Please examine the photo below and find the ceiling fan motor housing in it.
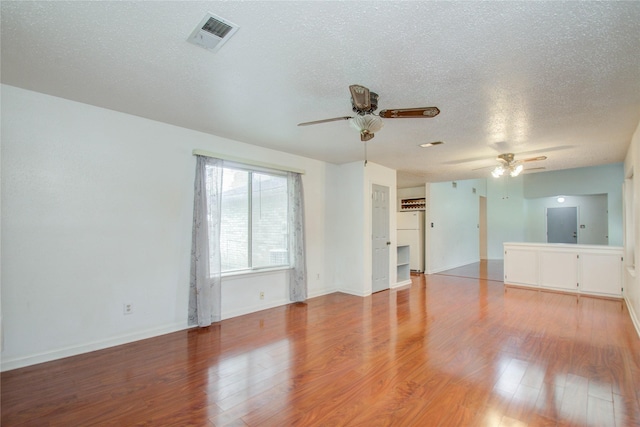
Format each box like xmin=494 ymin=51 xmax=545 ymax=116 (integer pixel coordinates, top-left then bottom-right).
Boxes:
xmin=352 ymin=92 xmax=379 ymax=114
xmin=498 ymin=153 xmax=515 ymax=164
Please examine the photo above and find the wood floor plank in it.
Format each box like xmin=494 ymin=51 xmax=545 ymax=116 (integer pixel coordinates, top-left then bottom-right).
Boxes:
xmin=3 ymin=264 xmax=640 ymax=426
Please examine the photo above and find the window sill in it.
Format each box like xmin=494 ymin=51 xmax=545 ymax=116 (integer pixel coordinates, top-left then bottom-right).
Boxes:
xmin=222 ymin=266 xmax=291 ymax=280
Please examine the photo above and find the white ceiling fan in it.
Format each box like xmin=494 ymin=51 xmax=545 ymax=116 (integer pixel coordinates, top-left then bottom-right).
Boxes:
xmin=485 ymin=153 xmax=547 ymax=177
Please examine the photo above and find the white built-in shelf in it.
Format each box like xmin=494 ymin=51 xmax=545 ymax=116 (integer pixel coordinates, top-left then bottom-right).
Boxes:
xmin=397 ymin=245 xmax=411 ymax=285
xmin=400 ymin=197 xmax=425 ymax=211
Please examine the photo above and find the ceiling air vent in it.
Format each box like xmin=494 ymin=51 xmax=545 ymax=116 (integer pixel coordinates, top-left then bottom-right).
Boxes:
xmin=187 ymin=13 xmax=239 ymax=53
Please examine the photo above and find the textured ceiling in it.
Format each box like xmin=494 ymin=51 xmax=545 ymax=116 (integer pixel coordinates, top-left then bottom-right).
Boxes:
xmin=2 ymin=1 xmax=639 ymax=187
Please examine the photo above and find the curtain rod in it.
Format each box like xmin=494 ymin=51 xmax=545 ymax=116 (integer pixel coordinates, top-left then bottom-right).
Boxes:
xmin=192 ymin=149 xmax=305 ymax=175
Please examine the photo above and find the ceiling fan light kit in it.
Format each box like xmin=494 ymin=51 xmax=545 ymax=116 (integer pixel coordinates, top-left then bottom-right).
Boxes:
xmin=350 ymin=115 xmax=384 ymax=142
xmin=492 ymin=162 xmax=523 ymax=178
xmin=490 ymin=153 xmax=546 ymax=178
xmin=491 ymin=165 xmax=505 ymax=178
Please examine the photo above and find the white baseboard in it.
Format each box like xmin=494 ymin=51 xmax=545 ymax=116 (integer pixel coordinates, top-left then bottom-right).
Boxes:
xmin=1 ymin=322 xmax=189 ymax=372
xmin=222 ymin=288 xmax=340 ymax=320
xmin=392 ymin=279 xmax=412 ymax=288
xmin=337 ymin=288 xmax=370 ymax=297
xmin=222 ymin=299 xmax=290 ymax=320
xmin=308 ymin=287 xmax=338 ymax=299
xmin=624 ymin=295 xmax=640 ymax=339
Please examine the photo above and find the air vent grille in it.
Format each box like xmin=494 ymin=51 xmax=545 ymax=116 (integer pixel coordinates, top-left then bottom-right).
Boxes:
xmin=202 ymin=17 xmax=233 ymax=38
xmin=188 ymin=13 xmax=239 ymax=53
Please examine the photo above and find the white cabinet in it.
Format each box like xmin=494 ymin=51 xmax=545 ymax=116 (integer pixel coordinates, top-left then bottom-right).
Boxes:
xmin=504 ymin=243 xmax=623 ymax=298
xmin=396 ymin=245 xmax=412 ymax=286
xmin=539 ymin=251 xmax=579 ymax=292
xmin=504 ymin=248 xmax=539 ymax=287
xmin=580 ymin=252 xmax=623 ymax=296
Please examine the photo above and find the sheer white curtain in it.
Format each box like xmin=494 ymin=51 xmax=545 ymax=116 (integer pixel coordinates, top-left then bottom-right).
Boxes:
xmin=287 ymin=172 xmax=307 ymax=302
xmin=189 ymin=156 xmax=223 ymax=327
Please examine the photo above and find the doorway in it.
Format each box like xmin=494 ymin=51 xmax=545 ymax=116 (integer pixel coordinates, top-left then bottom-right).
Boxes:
xmin=372 ymin=184 xmax=390 ymax=292
xmin=547 ymin=206 xmax=578 ymax=244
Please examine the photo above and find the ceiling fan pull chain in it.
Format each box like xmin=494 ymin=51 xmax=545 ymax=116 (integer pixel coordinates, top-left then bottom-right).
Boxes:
xmin=364 ymin=140 xmax=368 ymax=166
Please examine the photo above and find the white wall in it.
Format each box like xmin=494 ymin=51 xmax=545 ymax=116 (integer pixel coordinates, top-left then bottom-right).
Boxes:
xmin=331 ymin=162 xmax=365 ymax=295
xmin=487 ymin=177 xmax=526 ymax=259
xmin=1 ymin=85 xmax=336 ymax=370
xmin=623 ymin=120 xmax=640 ymax=338
xmin=524 ymin=194 xmax=609 ymax=245
xmin=426 ymin=179 xmax=485 ymax=273
xmin=331 ymin=161 xmax=397 ymax=296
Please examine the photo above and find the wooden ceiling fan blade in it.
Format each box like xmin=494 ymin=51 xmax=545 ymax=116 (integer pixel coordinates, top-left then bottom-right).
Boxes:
xmin=522 ymin=156 xmax=548 ymax=163
xmin=524 ymin=167 xmax=546 ymax=172
xmin=379 ymin=107 xmax=440 ymax=118
xmin=297 ymin=116 xmax=352 ymax=126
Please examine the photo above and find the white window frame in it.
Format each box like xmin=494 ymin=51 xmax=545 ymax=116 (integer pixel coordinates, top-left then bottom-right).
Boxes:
xmin=219 ymin=162 xmax=290 ymax=276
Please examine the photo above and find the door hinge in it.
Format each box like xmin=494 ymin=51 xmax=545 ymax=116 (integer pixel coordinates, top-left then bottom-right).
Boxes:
xmin=577 ymin=282 xmax=579 ymax=287
xmin=621 ymin=257 xmax=624 ymax=262
xmin=577 ymin=254 xmax=580 ymax=259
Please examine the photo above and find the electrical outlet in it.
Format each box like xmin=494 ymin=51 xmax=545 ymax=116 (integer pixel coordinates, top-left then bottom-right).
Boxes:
xmin=259 ymin=291 xmax=264 ymax=300
xmin=123 ymin=303 xmax=133 ymax=315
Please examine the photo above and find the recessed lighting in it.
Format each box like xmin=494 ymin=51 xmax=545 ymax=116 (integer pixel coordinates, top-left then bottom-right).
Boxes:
xmin=420 ymin=141 xmax=444 ymax=148
xmin=557 ymin=196 xmax=565 ymax=203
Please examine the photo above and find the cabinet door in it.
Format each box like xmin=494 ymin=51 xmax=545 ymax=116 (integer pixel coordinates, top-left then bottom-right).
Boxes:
xmin=580 ymin=253 xmax=622 ymax=296
xmin=505 ymin=249 xmax=538 ymax=286
xmin=539 ymin=251 xmax=578 ymax=291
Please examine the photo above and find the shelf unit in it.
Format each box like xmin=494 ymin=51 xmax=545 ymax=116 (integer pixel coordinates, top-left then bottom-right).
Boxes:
xmin=400 ymin=197 xmax=426 ymax=211
xmin=397 ymin=245 xmax=411 ymax=285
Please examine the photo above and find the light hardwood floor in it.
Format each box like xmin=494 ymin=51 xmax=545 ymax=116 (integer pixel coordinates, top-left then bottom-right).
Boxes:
xmin=3 ymin=265 xmax=640 ymax=426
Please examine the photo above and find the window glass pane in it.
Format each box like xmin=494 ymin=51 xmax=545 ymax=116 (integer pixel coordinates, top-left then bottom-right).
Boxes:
xmin=220 ymin=168 xmax=249 ymax=271
xmin=251 ymin=173 xmax=288 ymax=268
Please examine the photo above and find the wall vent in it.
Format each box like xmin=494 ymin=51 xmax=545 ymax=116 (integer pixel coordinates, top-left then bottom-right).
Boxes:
xmin=187 ymin=13 xmax=239 ymax=53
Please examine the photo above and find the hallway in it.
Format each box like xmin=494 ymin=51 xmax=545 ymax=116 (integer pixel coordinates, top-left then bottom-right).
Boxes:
xmin=436 ymin=259 xmax=504 ymax=282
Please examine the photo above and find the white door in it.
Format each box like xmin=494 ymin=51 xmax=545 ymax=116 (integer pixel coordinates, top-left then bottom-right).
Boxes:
xmin=547 ymin=207 xmax=578 ymax=244
xmin=372 ymin=184 xmax=390 ymax=293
